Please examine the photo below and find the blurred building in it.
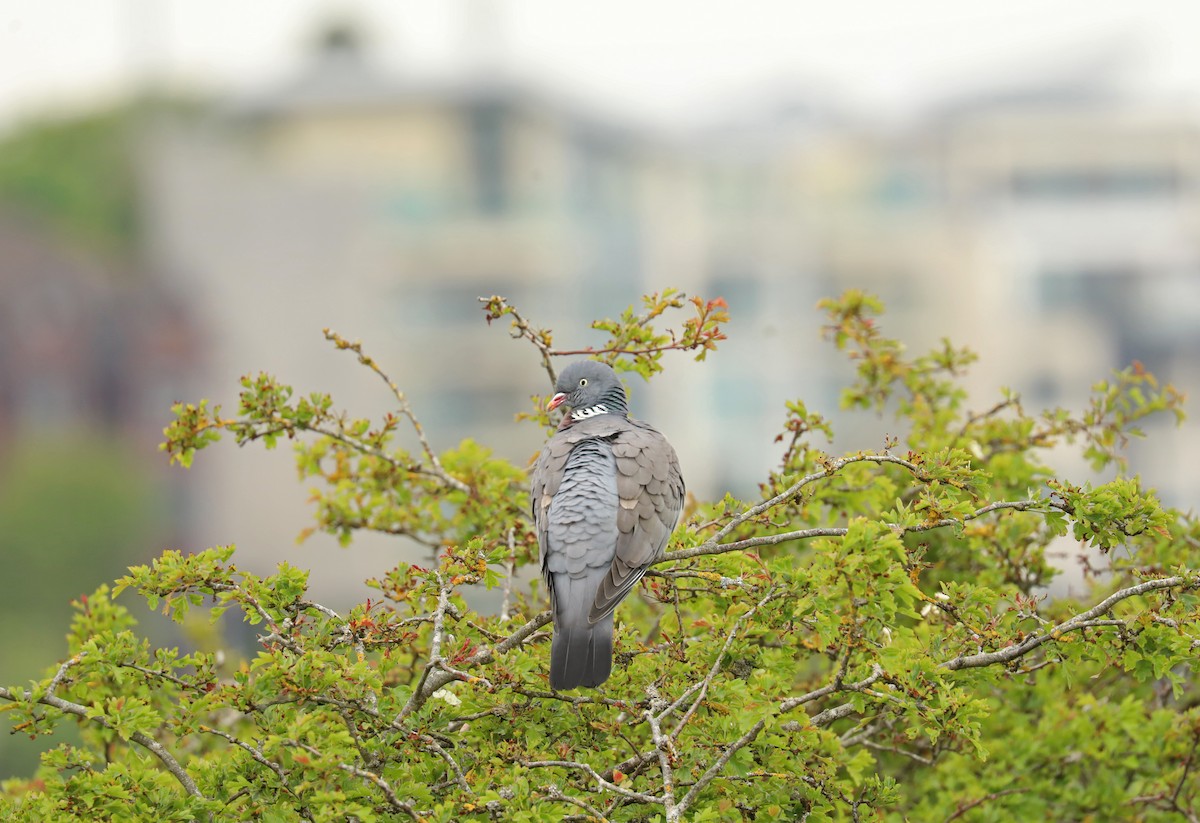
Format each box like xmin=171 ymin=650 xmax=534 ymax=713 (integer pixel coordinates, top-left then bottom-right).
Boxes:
xmin=932 ymin=88 xmax=1199 ymax=364
xmin=138 ymin=23 xmax=1200 ymax=600
xmin=701 ymin=72 xmax=1200 ymax=505
xmin=924 ymin=82 xmax=1200 ymax=503
xmin=0 ymin=209 xmax=199 ymax=450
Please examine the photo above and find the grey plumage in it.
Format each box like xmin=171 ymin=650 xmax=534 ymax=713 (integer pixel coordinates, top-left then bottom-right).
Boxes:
xmin=530 ymin=362 xmax=684 ymax=689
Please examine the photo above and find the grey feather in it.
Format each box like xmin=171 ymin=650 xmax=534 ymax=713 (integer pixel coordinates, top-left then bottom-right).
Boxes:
xmin=531 ymin=362 xmax=684 ymax=690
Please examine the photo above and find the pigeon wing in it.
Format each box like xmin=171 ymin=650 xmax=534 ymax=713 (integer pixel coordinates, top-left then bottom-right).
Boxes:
xmin=590 ymin=419 xmax=684 ymax=623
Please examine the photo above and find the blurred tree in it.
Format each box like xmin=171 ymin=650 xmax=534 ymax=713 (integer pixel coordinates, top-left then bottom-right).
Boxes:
xmin=0 ymin=435 xmax=166 ymax=775
xmin=0 ymin=291 xmax=1196 ymax=821
xmin=0 ymin=106 xmax=139 ymax=258
xmin=0 ymin=98 xmax=200 ymax=261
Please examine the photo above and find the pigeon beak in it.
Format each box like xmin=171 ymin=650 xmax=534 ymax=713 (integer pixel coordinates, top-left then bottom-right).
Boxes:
xmin=547 ymin=392 xmax=567 ymax=411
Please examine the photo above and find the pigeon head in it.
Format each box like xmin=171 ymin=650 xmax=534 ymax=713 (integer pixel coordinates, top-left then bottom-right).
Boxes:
xmin=547 ymin=361 xmax=628 ymax=419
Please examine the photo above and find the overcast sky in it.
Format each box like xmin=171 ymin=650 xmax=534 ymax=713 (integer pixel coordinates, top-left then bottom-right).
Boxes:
xmin=3 ymin=1 xmax=1200 ymax=130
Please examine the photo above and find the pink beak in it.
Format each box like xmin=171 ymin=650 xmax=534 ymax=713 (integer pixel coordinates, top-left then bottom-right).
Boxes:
xmin=547 ymin=392 xmax=567 ymax=411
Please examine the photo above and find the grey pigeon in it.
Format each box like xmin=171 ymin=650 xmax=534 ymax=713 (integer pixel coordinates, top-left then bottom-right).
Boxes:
xmin=530 ymin=361 xmax=685 ymax=689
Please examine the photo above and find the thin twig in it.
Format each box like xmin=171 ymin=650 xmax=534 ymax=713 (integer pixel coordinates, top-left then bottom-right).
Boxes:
xmin=45 ymin=651 xmax=86 ymax=695
xmin=663 ymin=498 xmax=1052 ymax=563
xmin=398 ymin=571 xmax=456 ymax=721
xmin=324 ymin=328 xmax=469 ymax=493
xmin=422 ymin=734 xmax=473 ymax=794
xmin=675 ymin=719 xmax=766 ymax=816
xmin=479 ymin=297 xmax=558 ymax=387
xmin=943 ymin=576 xmax=1193 ymax=671
xmin=1172 ymin=730 xmax=1200 ymax=806
xmin=522 ymin=760 xmax=664 ymax=803
xmin=500 ymin=526 xmax=517 ymax=622
xmin=943 ymin=787 xmax=1028 ymax=822
xmin=858 ymin=738 xmax=933 ymax=765
xmin=664 ymin=590 xmax=778 ymax=740
xmin=198 ymin=725 xmax=293 ymax=789
xmin=0 ymin=684 xmax=206 ymax=806
xmin=643 ymin=693 xmax=679 ymax=822
xmin=545 ymin=785 xmax=612 ymax=821
xmin=337 ymin=762 xmax=421 ymax=819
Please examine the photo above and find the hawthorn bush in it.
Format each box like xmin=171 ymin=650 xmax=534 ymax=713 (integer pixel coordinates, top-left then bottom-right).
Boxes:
xmin=2 ymin=290 xmax=1197 ymax=822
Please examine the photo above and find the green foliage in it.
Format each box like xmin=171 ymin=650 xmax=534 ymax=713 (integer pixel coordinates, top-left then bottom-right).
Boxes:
xmin=0 ymin=431 xmax=167 ymax=782
xmin=482 ymin=291 xmax=730 ymax=429
xmin=0 ymin=98 xmax=203 ymax=258
xmin=4 ymin=291 xmax=1199 ymax=822
xmin=0 ymin=106 xmax=139 ymax=256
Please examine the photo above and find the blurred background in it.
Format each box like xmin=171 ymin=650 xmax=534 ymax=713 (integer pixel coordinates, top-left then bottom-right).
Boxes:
xmin=3 ymin=0 xmax=1200 ymax=776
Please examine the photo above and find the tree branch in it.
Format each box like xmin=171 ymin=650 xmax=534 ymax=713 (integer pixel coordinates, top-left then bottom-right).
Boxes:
xmin=397 ymin=571 xmax=457 ymax=721
xmin=942 ymin=575 xmax=1194 ymax=671
xmin=643 ymin=693 xmax=679 ymax=822
xmin=662 ymin=590 xmax=778 ymax=740
xmin=675 ymin=718 xmax=766 ymax=816
xmin=662 ymin=449 xmax=1064 ymax=563
xmin=0 ymin=681 xmax=206 ymax=807
xmin=479 ymin=297 xmax=558 ymax=387
xmin=337 ymin=763 xmax=421 ymax=820
xmin=522 ymin=760 xmax=664 ymax=803
xmin=943 ymin=787 xmax=1029 ymax=822
xmin=544 ymin=784 xmax=612 ymax=821
xmin=324 ymin=328 xmax=470 ymax=493
xmin=664 ymin=495 xmax=1053 ymax=563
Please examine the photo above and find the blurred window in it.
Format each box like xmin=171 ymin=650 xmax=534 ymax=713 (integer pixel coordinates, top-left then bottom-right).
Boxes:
xmin=390 ymin=282 xmax=513 ymax=329
xmin=1027 ymin=372 xmax=1063 ymax=406
xmin=709 ymin=372 xmax=764 ymax=421
xmin=569 ymin=135 xmax=631 ymax=217
xmin=383 ymin=189 xmax=443 ymax=223
xmin=469 ymin=103 xmax=508 ymax=214
xmin=427 ymin=385 xmax=524 ymax=429
xmin=875 ymin=168 xmax=930 ymax=209
xmin=1011 ymin=168 xmax=1179 ymax=199
xmin=708 ymin=272 xmax=762 ymax=319
xmin=1036 ymin=267 xmax=1135 ymax=312
xmin=705 ymin=167 xmax=762 ymax=213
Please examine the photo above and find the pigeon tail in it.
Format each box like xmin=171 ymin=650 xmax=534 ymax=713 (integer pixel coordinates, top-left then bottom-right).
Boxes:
xmin=549 ymin=575 xmax=614 ymax=690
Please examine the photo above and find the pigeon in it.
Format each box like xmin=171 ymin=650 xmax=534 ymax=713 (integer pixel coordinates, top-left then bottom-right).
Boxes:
xmin=530 ymin=361 xmax=685 ymax=689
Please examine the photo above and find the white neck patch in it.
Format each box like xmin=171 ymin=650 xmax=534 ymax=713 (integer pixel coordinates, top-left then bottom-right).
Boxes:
xmin=570 ymin=404 xmax=610 ymax=421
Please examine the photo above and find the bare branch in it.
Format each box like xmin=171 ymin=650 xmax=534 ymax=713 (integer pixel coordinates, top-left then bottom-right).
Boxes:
xmin=544 ymin=785 xmax=612 ymax=821
xmin=664 ymin=497 xmax=1052 ymax=563
xmin=663 ymin=590 xmax=778 ymax=740
xmin=523 ymin=760 xmax=664 ymax=804
xmin=669 ymin=527 xmax=850 ymax=560
xmin=479 ymin=297 xmax=558 ymax=387
xmin=858 ymin=738 xmax=934 ymax=765
xmin=500 ymin=526 xmax=517 ymax=622
xmin=508 ymin=686 xmax=632 ymax=709
xmin=1172 ymin=730 xmax=1200 ymax=806
xmin=643 ymin=692 xmax=679 ymax=821
xmin=943 ymin=576 xmax=1193 ymax=671
xmin=398 ymin=572 xmax=457 ymax=721
xmin=808 ymin=700 xmax=863 ymax=728
xmin=282 ymin=733 xmax=417 ymax=815
xmin=397 ymin=592 xmax=553 ymax=724
xmin=0 ymin=684 xmax=205 ymax=805
xmin=198 ymin=725 xmax=293 ymax=791
xmin=675 ymin=719 xmax=766 ymax=816
xmin=943 ymin=787 xmax=1029 ymax=822
xmin=422 ymin=734 xmax=473 ymax=794
xmin=324 ymin=328 xmax=470 ymax=493
xmin=337 ymin=762 xmax=421 ymax=819
xmin=45 ymin=651 xmax=86 ymax=695
xmin=781 ymin=664 xmax=884 ymax=715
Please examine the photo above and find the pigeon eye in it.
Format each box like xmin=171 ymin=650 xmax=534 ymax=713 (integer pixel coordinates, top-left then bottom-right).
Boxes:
xmin=579 ymin=378 xmax=588 ymax=387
